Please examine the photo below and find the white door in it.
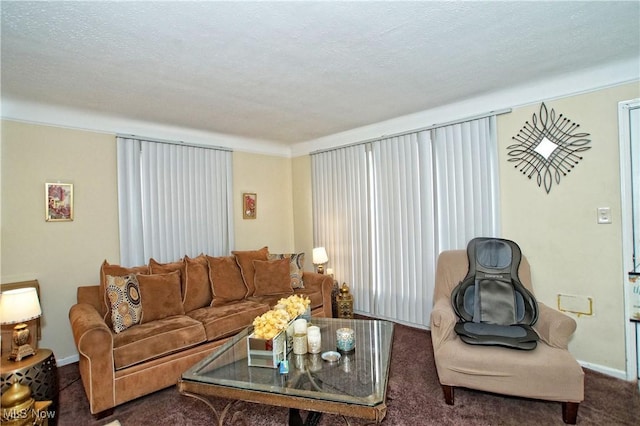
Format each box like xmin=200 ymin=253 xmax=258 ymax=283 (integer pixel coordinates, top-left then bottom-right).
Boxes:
xmin=619 ymin=98 xmax=640 ymax=381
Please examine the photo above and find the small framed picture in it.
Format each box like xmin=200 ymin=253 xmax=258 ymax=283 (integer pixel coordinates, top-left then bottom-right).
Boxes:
xmin=46 ymin=182 xmax=74 ymax=222
xmin=243 ymin=192 xmax=257 ymax=219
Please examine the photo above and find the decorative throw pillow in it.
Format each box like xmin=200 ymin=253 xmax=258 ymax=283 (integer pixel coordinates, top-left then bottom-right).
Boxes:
xmin=232 ymin=247 xmax=269 ymax=296
xmin=183 ymin=255 xmax=213 ymax=312
xmin=137 ymin=271 xmax=185 ymax=323
xmin=206 ymin=255 xmax=247 ymax=303
xmin=106 ymin=274 xmax=142 ymax=333
xmin=252 ymin=258 xmax=294 ymax=297
xmin=268 ymin=252 xmax=305 ymax=289
xmin=148 ymin=257 xmax=186 ymax=301
xmin=100 ymin=260 xmax=149 ymax=327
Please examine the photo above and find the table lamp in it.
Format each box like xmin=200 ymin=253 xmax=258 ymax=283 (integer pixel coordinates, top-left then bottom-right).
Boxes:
xmin=312 ymin=247 xmax=329 ymax=274
xmin=0 ymin=287 xmax=42 ymax=361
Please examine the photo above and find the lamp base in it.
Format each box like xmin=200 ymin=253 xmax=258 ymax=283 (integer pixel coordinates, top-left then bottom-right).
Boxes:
xmin=9 ymin=323 xmax=36 ymax=362
xmin=9 ymin=344 xmax=36 ymax=362
xmin=316 ymin=264 xmax=325 ymax=274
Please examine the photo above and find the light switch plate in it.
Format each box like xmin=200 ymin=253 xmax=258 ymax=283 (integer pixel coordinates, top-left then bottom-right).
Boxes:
xmin=597 ymin=207 xmax=612 ymax=224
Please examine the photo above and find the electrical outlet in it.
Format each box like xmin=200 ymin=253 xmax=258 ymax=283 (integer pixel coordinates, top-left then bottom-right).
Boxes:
xmin=597 ymin=207 xmax=612 ymax=224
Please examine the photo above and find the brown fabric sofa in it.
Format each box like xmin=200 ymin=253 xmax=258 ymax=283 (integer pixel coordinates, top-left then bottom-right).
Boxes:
xmin=430 ymin=249 xmax=584 ymax=424
xmin=68 ymin=249 xmax=333 ymax=416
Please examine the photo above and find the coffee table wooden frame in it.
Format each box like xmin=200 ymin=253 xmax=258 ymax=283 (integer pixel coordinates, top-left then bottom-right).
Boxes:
xmin=178 ymin=318 xmax=393 ymax=425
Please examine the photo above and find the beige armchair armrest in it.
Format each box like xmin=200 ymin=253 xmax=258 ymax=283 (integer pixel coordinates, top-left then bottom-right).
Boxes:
xmin=430 ymin=297 xmax=459 ymax=349
xmin=533 ymin=302 xmax=576 ymax=349
xmin=69 ymin=303 xmax=116 ymax=414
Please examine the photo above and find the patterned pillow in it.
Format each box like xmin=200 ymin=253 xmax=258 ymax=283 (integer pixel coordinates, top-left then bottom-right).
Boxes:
xmin=268 ymin=252 xmax=305 ymax=288
xmin=100 ymin=260 xmax=149 ymax=327
xmin=106 ymin=274 xmax=142 ymax=333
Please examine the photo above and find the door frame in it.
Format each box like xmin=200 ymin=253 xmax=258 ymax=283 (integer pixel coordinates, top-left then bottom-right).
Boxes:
xmin=619 ymin=98 xmax=640 ymax=381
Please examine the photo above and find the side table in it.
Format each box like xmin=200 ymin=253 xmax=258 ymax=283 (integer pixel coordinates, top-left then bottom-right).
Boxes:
xmin=1 ymin=348 xmax=59 ymax=426
xmin=330 ymin=279 xmax=340 ymax=318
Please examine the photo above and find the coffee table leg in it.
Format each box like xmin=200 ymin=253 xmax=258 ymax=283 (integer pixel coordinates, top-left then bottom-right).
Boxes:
xmin=289 ymin=408 xmax=324 ymax=426
xmin=181 ymin=391 xmax=243 ymax=426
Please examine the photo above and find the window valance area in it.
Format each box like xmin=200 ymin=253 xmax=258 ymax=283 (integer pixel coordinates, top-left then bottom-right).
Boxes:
xmin=117 ymin=136 xmax=234 ymax=266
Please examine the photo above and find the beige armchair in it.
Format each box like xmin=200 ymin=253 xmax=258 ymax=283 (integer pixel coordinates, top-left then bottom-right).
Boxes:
xmin=430 ymin=250 xmax=584 ymax=424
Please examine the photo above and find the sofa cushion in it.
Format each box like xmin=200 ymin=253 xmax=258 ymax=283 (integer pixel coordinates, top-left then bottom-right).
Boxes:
xmin=105 ymin=274 xmax=143 ymax=333
xmin=252 ymin=258 xmax=294 ymax=296
xmin=268 ymin=252 xmax=305 ymax=289
xmin=183 ymin=255 xmax=213 ymax=312
xmin=100 ymin=261 xmax=149 ymax=327
xmin=232 ymin=247 xmax=269 ymax=296
xmin=112 ymin=315 xmax=206 ymax=370
xmin=148 ymin=257 xmax=186 ymax=297
xmin=207 ymin=255 xmax=248 ymax=303
xmin=137 ymin=271 xmax=185 ymax=323
xmin=187 ymin=300 xmax=270 ymax=342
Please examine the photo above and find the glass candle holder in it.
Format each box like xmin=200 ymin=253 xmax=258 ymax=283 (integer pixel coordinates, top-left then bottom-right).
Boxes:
xmin=307 ymin=326 xmax=322 ymax=354
xmin=336 ymin=327 xmax=355 ymax=353
xmin=293 ymin=333 xmax=308 ymax=355
xmin=308 ymin=353 xmax=322 ymax=372
xmin=293 ymin=353 xmax=306 ymax=370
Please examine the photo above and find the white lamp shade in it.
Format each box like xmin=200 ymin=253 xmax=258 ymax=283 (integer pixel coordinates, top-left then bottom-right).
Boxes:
xmin=312 ymin=247 xmax=329 ymax=265
xmin=0 ymin=288 xmax=42 ymax=325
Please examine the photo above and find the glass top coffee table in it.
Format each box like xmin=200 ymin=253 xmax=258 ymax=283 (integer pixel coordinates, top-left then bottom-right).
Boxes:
xmin=178 ymin=317 xmax=394 ymax=425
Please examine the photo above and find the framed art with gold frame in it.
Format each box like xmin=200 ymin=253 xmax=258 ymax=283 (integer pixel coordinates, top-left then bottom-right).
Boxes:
xmin=243 ymin=192 xmax=257 ymax=219
xmin=45 ymin=182 xmax=74 ymax=222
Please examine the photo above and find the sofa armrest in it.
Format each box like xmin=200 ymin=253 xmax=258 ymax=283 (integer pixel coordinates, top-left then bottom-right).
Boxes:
xmin=533 ymin=302 xmax=576 ymax=349
xmin=430 ymin=297 xmax=458 ymax=350
xmin=77 ymin=285 xmax=104 ymax=314
xmin=69 ymin=303 xmax=116 ymax=414
xmin=302 ymin=272 xmax=334 ymax=317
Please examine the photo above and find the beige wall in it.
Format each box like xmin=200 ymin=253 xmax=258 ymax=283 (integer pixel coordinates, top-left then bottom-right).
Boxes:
xmin=292 ymin=155 xmax=315 ymax=272
xmin=232 ymin=151 xmax=294 ymax=253
xmin=1 ymin=121 xmax=120 ymax=360
xmin=499 ymin=82 xmax=639 ymax=370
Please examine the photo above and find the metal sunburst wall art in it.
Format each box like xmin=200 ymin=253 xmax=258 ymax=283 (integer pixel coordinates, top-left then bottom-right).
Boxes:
xmin=507 ymin=102 xmax=591 ymax=194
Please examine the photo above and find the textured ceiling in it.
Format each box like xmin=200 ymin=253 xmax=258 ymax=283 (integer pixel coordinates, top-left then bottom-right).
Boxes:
xmin=1 ymin=1 xmax=639 ymax=144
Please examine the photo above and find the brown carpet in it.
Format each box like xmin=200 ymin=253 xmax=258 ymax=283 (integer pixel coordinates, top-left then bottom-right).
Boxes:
xmin=58 ymin=323 xmax=640 ymax=425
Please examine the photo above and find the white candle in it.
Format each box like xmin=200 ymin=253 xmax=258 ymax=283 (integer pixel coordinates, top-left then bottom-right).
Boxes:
xmin=293 ymin=318 xmax=307 ymax=334
xmin=326 ymin=268 xmax=334 ymax=276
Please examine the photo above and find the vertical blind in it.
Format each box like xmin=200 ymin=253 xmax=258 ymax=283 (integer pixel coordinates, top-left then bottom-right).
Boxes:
xmin=311 ymin=116 xmax=499 ymax=328
xmin=433 ymin=116 xmax=500 ymax=250
xmin=312 ymin=144 xmax=372 ymax=313
xmin=117 ymin=137 xmax=234 ymax=266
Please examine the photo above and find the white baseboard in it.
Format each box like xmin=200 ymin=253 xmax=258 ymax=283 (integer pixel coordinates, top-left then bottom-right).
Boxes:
xmin=578 ymin=359 xmax=630 ymax=381
xmin=56 ymin=353 xmax=79 ymax=366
